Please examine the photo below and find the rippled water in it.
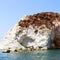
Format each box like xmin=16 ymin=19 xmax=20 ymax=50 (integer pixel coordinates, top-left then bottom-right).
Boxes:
xmin=0 ymin=49 xmax=60 ymax=60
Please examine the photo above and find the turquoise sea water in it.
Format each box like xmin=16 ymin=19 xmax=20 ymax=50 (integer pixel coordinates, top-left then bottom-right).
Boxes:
xmin=0 ymin=49 xmax=60 ymax=60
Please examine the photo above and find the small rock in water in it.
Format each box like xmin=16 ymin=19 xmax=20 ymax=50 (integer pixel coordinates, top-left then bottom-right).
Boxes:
xmin=2 ymin=50 xmax=10 ymax=53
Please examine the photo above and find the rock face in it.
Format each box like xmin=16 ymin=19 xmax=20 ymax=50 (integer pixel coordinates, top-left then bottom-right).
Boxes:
xmin=0 ymin=12 xmax=60 ymax=51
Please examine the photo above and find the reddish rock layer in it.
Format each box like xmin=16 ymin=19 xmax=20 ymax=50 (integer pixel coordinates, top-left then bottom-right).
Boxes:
xmin=18 ymin=12 xmax=60 ymax=29
xmin=53 ymin=26 xmax=60 ymax=48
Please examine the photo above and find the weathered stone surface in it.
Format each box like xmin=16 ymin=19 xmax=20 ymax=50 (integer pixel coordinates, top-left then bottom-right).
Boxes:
xmin=0 ymin=12 xmax=60 ymax=52
xmin=19 ymin=12 xmax=60 ymax=29
xmin=53 ymin=26 xmax=60 ymax=48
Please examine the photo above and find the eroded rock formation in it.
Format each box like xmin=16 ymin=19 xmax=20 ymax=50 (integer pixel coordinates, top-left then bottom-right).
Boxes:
xmin=0 ymin=12 xmax=60 ymax=52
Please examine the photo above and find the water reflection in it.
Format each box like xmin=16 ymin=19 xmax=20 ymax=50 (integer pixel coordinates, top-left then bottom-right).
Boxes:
xmin=0 ymin=49 xmax=60 ymax=60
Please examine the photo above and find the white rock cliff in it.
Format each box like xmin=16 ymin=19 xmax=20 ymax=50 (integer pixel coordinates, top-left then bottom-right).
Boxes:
xmin=0 ymin=12 xmax=60 ymax=52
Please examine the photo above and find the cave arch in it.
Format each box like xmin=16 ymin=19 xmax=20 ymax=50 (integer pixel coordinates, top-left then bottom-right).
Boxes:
xmin=19 ymin=36 xmax=35 ymax=48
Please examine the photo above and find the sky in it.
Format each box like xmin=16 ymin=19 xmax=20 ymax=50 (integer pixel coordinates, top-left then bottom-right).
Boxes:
xmin=0 ymin=0 xmax=60 ymax=40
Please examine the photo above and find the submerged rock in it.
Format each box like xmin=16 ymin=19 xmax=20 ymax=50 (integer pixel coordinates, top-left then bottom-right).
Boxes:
xmin=0 ymin=12 xmax=60 ymax=51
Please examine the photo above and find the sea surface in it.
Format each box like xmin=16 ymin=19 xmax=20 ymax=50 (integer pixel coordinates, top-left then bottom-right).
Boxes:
xmin=0 ymin=49 xmax=60 ymax=60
